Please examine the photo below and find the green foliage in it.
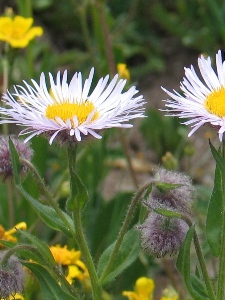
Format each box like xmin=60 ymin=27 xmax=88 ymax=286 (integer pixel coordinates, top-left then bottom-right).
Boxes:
xmin=206 ymin=166 xmax=223 ymax=257
xmin=97 ymin=229 xmax=140 ymax=286
xmin=176 ymin=225 xmax=209 ymax=300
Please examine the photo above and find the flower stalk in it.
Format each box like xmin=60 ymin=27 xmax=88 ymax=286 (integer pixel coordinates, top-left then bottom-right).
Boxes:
xmin=100 ymin=180 xmax=152 ymax=283
xmin=216 ymin=141 xmax=225 ymax=300
xmin=67 ymin=143 xmax=102 ymax=300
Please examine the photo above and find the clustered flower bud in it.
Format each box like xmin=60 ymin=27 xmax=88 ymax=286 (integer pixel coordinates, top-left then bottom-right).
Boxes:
xmin=0 ymin=251 xmax=25 ymax=299
xmin=138 ymin=168 xmax=194 ymax=257
xmin=139 ymin=212 xmax=188 ymax=257
xmin=0 ymin=135 xmax=33 ymax=182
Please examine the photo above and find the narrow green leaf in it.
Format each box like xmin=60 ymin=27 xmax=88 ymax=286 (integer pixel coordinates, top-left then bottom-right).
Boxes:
xmin=23 ymin=262 xmax=77 ymax=300
xmin=9 ymin=138 xmax=21 ymax=184
xmin=176 ymin=225 xmax=209 ymax=299
xmin=18 ymin=230 xmax=55 ymax=266
xmin=155 ymin=182 xmax=182 ymax=193
xmin=97 ymin=229 xmax=140 ymax=286
xmin=154 ymin=208 xmax=182 ymax=218
xmin=67 ymin=172 xmax=88 ymax=211
xmin=206 ymin=166 xmax=223 ymax=256
xmin=17 ymin=185 xmax=74 ymax=237
xmin=209 ymin=141 xmax=225 ymax=179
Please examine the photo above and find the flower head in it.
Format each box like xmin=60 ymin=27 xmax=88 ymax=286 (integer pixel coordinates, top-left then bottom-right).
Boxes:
xmin=0 ymin=15 xmax=43 ymax=48
xmin=0 ymin=135 xmax=33 ymax=182
xmin=122 ymin=276 xmax=155 ymax=300
xmin=49 ymin=245 xmax=81 ymax=265
xmin=145 ymin=168 xmax=194 ymax=216
xmin=162 ymin=50 xmax=225 ymax=141
xmin=0 ymin=222 xmax=27 ymax=246
xmin=0 ymin=251 xmax=25 ymax=299
xmin=138 ymin=212 xmax=188 ymax=257
xmin=0 ymin=69 xmax=145 ymax=144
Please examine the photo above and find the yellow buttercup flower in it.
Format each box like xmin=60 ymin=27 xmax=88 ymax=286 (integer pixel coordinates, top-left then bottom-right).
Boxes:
xmin=49 ymin=244 xmax=81 ymax=265
xmin=117 ymin=63 xmax=130 ymax=81
xmin=122 ymin=277 xmax=155 ymax=300
xmin=0 ymin=15 xmax=43 ymax=48
xmin=0 ymin=222 xmax=27 ymax=245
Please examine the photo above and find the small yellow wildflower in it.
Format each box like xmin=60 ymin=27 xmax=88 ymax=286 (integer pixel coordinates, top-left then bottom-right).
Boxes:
xmin=0 ymin=15 xmax=43 ymax=48
xmin=117 ymin=63 xmax=130 ymax=81
xmin=49 ymin=245 xmax=81 ymax=265
xmin=122 ymin=277 xmax=155 ymax=300
xmin=0 ymin=222 xmax=27 ymax=245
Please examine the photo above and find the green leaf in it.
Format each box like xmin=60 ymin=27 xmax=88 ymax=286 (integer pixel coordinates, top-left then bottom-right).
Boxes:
xmin=176 ymin=225 xmax=209 ymax=299
xmin=23 ymin=262 xmax=77 ymax=300
xmin=97 ymin=229 xmax=140 ymax=286
xmin=154 ymin=208 xmax=182 ymax=218
xmin=17 ymin=185 xmax=74 ymax=237
xmin=209 ymin=141 xmax=225 ymax=179
xmin=206 ymin=166 xmax=223 ymax=256
xmin=9 ymin=137 xmax=21 ymax=184
xmin=18 ymin=230 xmax=55 ymax=266
xmin=67 ymin=172 xmax=88 ymax=211
xmin=155 ymin=182 xmax=182 ymax=193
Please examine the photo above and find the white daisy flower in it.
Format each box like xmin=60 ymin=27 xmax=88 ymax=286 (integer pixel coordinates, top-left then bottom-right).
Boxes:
xmin=162 ymin=50 xmax=225 ymax=141
xmin=0 ymin=68 xmax=145 ymax=144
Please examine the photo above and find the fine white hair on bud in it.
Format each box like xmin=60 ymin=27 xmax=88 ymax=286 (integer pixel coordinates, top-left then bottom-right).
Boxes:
xmin=0 ymin=251 xmax=25 ymax=299
xmin=138 ymin=212 xmax=188 ymax=257
xmin=0 ymin=135 xmax=33 ymax=182
xmin=144 ymin=168 xmax=194 ymax=216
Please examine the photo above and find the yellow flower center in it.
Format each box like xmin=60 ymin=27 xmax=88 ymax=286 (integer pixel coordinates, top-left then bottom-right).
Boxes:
xmin=45 ymin=101 xmax=99 ymax=125
xmin=204 ymin=87 xmax=225 ymax=117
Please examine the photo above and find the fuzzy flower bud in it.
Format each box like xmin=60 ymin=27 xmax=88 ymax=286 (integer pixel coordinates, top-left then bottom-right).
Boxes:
xmin=138 ymin=212 xmax=188 ymax=257
xmin=145 ymin=168 xmax=194 ymax=216
xmin=0 ymin=251 xmax=25 ymax=299
xmin=0 ymin=135 xmax=33 ymax=182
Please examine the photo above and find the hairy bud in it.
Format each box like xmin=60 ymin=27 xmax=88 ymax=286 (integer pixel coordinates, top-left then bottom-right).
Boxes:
xmin=138 ymin=212 xmax=188 ymax=257
xmin=0 ymin=135 xmax=33 ymax=182
xmin=0 ymin=251 xmax=25 ymax=299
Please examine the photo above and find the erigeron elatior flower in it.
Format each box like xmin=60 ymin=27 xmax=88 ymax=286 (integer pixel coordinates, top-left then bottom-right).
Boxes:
xmin=0 ymin=15 xmax=43 ymax=48
xmin=0 ymin=69 xmax=145 ymax=144
xmin=162 ymin=50 xmax=225 ymax=141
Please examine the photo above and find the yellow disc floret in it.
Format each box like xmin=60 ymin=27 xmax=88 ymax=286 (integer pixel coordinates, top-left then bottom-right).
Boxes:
xmin=45 ymin=101 xmax=99 ymax=126
xmin=204 ymin=87 xmax=225 ymax=117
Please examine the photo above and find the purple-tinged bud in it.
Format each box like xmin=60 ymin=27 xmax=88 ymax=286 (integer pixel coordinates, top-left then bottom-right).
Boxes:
xmin=0 ymin=135 xmax=33 ymax=182
xmin=0 ymin=251 xmax=25 ymax=299
xmin=145 ymin=168 xmax=194 ymax=215
xmin=138 ymin=212 xmax=188 ymax=257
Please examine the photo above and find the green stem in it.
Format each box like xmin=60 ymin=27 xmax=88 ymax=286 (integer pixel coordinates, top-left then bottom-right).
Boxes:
xmin=100 ymin=180 xmax=152 ymax=283
xmin=20 ymin=158 xmax=75 ymax=236
xmin=67 ymin=143 xmax=102 ymax=300
xmin=217 ymin=141 xmax=225 ymax=300
xmin=0 ymin=244 xmax=36 ymax=268
xmin=183 ymin=216 xmax=216 ymax=300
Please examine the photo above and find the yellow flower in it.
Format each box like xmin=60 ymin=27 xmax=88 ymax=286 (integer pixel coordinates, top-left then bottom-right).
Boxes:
xmin=0 ymin=15 xmax=43 ymax=48
xmin=0 ymin=293 xmax=24 ymax=300
xmin=117 ymin=63 xmax=130 ymax=81
xmin=122 ymin=277 xmax=155 ymax=300
xmin=49 ymin=245 xmax=81 ymax=265
xmin=0 ymin=222 xmax=27 ymax=245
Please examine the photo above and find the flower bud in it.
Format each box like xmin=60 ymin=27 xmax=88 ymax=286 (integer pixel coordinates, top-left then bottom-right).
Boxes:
xmin=0 ymin=251 xmax=25 ymax=299
xmin=145 ymin=168 xmax=194 ymax=216
xmin=138 ymin=212 xmax=188 ymax=257
xmin=0 ymin=135 xmax=33 ymax=182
